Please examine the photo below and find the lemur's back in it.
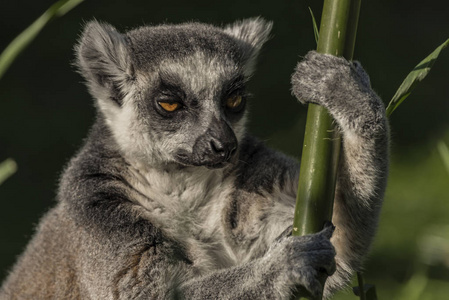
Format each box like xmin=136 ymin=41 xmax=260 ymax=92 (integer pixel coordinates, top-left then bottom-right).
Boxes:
xmin=1 ymin=206 xmax=82 ymax=299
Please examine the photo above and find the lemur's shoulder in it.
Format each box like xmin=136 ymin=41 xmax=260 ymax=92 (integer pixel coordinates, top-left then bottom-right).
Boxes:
xmin=235 ymin=135 xmax=299 ymax=194
xmin=60 ymin=119 xmax=124 ymax=181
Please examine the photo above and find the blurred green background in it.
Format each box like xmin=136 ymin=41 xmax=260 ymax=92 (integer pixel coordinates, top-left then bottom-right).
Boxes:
xmin=1 ymin=0 xmax=448 ymax=299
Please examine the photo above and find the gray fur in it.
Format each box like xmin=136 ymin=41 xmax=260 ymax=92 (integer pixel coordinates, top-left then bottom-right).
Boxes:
xmin=0 ymin=19 xmax=389 ymax=300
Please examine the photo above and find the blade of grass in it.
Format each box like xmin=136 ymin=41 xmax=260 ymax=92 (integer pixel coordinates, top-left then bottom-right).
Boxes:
xmin=0 ymin=0 xmax=85 ymax=80
xmin=308 ymin=7 xmax=320 ymax=45
xmin=437 ymin=141 xmax=449 ymax=176
xmin=0 ymin=158 xmax=17 ymax=185
xmin=386 ymin=38 xmax=449 ymax=117
xmin=394 ymin=267 xmax=428 ymax=300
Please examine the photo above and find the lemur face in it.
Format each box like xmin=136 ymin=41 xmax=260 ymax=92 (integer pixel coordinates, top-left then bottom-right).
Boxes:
xmin=140 ymin=54 xmax=248 ymax=169
xmin=76 ymin=20 xmax=272 ymax=168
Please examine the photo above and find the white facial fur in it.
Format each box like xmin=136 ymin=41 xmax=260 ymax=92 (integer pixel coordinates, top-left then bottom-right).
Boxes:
xmin=97 ymin=51 xmax=248 ymax=168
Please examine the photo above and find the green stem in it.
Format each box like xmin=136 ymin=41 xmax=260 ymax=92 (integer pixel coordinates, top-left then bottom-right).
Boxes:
xmin=0 ymin=0 xmax=84 ymax=80
xmin=0 ymin=158 xmax=18 ymax=185
xmin=292 ymin=0 xmax=361 ymax=298
xmin=357 ymin=272 xmax=367 ymax=300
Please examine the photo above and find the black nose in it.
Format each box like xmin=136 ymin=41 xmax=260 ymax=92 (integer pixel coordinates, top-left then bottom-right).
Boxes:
xmin=210 ymin=138 xmax=237 ymax=162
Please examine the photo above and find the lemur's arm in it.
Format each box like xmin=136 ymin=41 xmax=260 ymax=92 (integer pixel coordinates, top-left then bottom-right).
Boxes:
xmin=291 ymin=51 xmax=389 ymax=297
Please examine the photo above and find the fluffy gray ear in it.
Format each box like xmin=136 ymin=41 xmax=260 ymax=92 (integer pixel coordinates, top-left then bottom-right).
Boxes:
xmin=75 ymin=21 xmax=134 ymax=105
xmin=224 ymin=17 xmax=273 ymax=76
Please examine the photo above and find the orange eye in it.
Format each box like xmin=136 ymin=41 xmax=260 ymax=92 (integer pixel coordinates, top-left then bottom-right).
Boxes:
xmin=158 ymin=102 xmax=180 ymax=112
xmin=226 ymin=95 xmax=243 ymax=109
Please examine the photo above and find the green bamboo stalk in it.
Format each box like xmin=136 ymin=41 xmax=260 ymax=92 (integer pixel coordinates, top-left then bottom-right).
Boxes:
xmin=292 ymin=0 xmax=361 ymax=299
xmin=293 ymin=0 xmax=361 ymax=236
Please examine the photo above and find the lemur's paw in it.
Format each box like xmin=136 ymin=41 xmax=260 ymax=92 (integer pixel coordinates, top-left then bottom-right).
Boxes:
xmin=291 ymin=51 xmax=369 ymax=106
xmin=270 ymin=224 xmax=336 ymax=298
xmin=290 ymin=225 xmax=336 ymax=298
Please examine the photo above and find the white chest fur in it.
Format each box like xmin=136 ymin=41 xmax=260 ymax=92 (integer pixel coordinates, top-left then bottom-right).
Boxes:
xmin=125 ymin=164 xmax=239 ymax=272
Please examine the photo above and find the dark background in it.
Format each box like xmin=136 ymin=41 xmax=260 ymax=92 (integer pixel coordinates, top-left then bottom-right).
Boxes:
xmin=1 ymin=1 xmax=449 ymax=298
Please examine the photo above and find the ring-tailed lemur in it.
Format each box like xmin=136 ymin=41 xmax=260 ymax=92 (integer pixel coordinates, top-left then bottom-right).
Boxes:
xmin=0 ymin=18 xmax=389 ymax=299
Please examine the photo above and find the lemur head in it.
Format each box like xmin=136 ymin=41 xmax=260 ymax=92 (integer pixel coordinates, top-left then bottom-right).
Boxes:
xmin=76 ymin=19 xmax=272 ymax=169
